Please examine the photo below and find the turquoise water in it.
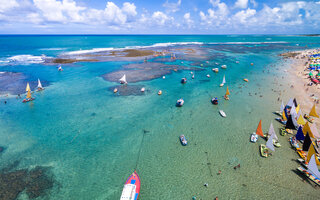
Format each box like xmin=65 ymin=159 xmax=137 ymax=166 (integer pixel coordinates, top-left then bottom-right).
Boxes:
xmin=1 ymin=35 xmax=320 ymax=199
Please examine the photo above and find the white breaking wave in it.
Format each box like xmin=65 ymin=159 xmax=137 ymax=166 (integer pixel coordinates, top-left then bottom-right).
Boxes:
xmin=64 ymin=41 xmax=288 ymax=55
xmin=6 ymin=55 xmax=47 ymax=64
xmin=39 ymin=47 xmax=68 ymax=51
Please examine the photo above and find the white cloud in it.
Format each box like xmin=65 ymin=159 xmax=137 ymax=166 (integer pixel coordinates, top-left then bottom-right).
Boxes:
xmin=0 ymin=0 xmax=19 ymax=12
xmin=200 ymin=0 xmax=229 ymax=26
xmin=163 ymin=0 xmax=181 ymax=13
xmin=151 ymin=11 xmax=173 ymax=25
xmin=183 ymin=12 xmax=193 ymax=28
xmin=233 ymin=8 xmax=256 ymax=24
xmin=234 ymin=0 xmax=248 ymax=9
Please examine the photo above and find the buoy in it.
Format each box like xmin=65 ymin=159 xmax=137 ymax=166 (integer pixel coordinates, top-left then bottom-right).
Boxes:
xmin=251 ymin=63 xmax=254 ymax=66
xmin=207 ymin=74 xmax=210 ymax=78
xmin=162 ymin=76 xmax=166 ymax=79
xmin=113 ymin=88 xmax=118 ymax=93
xmin=158 ymin=90 xmax=162 ymax=95
xmin=141 ymin=87 xmax=145 ymax=92
xmin=243 ymin=78 xmax=249 ymax=82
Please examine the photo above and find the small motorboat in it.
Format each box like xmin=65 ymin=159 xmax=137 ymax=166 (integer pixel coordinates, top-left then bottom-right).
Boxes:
xmin=140 ymin=87 xmax=145 ymax=92
xmin=158 ymin=90 xmax=162 ymax=95
xmin=250 ymin=133 xmax=258 ymax=143
xmin=181 ymin=78 xmax=187 ymax=84
xmin=211 ymin=97 xmax=218 ymax=105
xmin=273 ymin=140 xmax=281 ymax=148
xmin=176 ymin=99 xmax=184 ymax=107
xmin=114 ymin=88 xmax=118 ymax=93
xmin=179 ymin=135 xmax=187 ymax=146
xmin=120 ymin=171 xmax=141 ymax=200
xmin=260 ymin=144 xmax=269 ymax=158
xmin=243 ymin=78 xmax=249 ymax=82
xmin=162 ymin=76 xmax=166 ymax=79
xmin=219 ymin=110 xmax=226 ymax=118
xmin=192 ymin=75 xmax=195 ymax=79
xmin=221 ymin=65 xmax=227 ymax=69
xmin=206 ymin=74 xmax=210 ymax=78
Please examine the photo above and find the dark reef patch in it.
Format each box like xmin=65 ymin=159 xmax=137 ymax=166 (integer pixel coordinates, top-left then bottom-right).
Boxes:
xmin=0 ymin=163 xmax=55 ymax=200
xmin=103 ymin=62 xmax=202 ymax=83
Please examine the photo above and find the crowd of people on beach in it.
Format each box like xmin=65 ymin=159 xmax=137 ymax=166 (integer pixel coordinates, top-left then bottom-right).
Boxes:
xmin=305 ymin=49 xmax=320 ymax=90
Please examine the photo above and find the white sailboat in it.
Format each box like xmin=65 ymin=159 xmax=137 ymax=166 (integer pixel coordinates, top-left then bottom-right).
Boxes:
xmin=266 ymin=133 xmax=275 ymax=152
xmin=119 ymin=74 xmax=127 ymax=84
xmin=307 ymin=155 xmax=320 ymax=179
xmin=267 ymin=123 xmax=280 ymax=147
xmin=37 ymin=78 xmax=44 ymax=91
xmin=220 ymin=75 xmax=226 ymax=87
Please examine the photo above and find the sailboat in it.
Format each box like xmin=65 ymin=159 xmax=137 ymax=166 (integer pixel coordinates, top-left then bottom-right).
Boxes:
xmin=260 ymin=133 xmax=275 ymax=158
xmin=119 ymin=74 xmax=127 ymax=84
xmin=58 ymin=65 xmax=63 ymax=71
xmin=275 ymin=101 xmax=285 ymax=116
xmin=297 ymin=154 xmax=320 ymax=186
xmin=224 ymin=86 xmax=230 ymax=100
xmin=22 ymin=83 xmax=35 ymax=103
xmin=250 ymin=120 xmax=265 ymax=143
xmin=220 ymin=75 xmax=226 ymax=87
xmin=120 ymin=171 xmax=141 ymax=200
xmin=37 ymin=78 xmax=44 ymax=91
xmin=305 ymin=104 xmax=319 ymax=123
xmin=267 ymin=123 xmax=281 ymax=147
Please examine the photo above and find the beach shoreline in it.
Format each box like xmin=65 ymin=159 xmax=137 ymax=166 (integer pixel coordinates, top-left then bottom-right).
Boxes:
xmin=281 ymin=49 xmax=320 ymax=126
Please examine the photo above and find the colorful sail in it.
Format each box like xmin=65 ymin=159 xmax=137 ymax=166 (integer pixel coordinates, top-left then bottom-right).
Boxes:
xmin=282 ymin=110 xmax=287 ymax=121
xmin=285 ymin=115 xmax=296 ymax=130
xmin=225 ymin=86 xmax=230 ymax=95
xmin=266 ymin=133 xmax=275 ymax=151
xmin=256 ymin=120 xmax=264 ymax=137
xmin=309 ymin=104 xmax=319 ymax=118
xmin=297 ymin=115 xmax=306 ymax=125
xmin=296 ymin=126 xmax=305 ymax=140
xmin=306 ymin=144 xmax=320 ymax=166
xmin=307 ymin=155 xmax=320 ymax=179
xmin=302 ymin=122 xmax=315 ymax=138
xmin=26 ymin=82 xmax=31 ymax=92
xmin=296 ymin=104 xmax=300 ymax=114
xmin=26 ymin=90 xmax=32 ymax=99
xmin=302 ymin=133 xmax=312 ymax=151
xmin=293 ymin=98 xmax=298 ymax=107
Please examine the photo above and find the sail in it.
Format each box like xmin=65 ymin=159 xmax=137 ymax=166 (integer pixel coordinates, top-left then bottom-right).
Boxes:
xmin=285 ymin=115 xmax=296 ymax=130
xmin=221 ymin=75 xmax=226 ymax=85
xmin=37 ymin=79 xmax=43 ymax=88
xmin=225 ymin=86 xmax=230 ymax=95
xmin=282 ymin=110 xmax=287 ymax=121
xmin=26 ymin=90 xmax=32 ymax=99
xmin=303 ymin=122 xmax=315 ymax=138
xmin=307 ymin=155 xmax=320 ymax=179
xmin=291 ymin=114 xmax=298 ymax=128
xmin=280 ymin=101 xmax=284 ymax=113
xmin=297 ymin=115 xmax=306 ymax=125
xmin=119 ymin=74 xmax=127 ymax=84
xmin=296 ymin=126 xmax=305 ymax=140
xmin=26 ymin=83 xmax=31 ymax=92
xmin=293 ymin=98 xmax=298 ymax=107
xmin=256 ymin=120 xmax=264 ymax=137
xmin=302 ymin=133 xmax=312 ymax=151
xmin=309 ymin=123 xmax=320 ymax=139
xmin=268 ymin=123 xmax=278 ymax=140
xmin=287 ymin=98 xmax=294 ymax=107
xmin=306 ymin=144 xmax=320 ymax=165
xmin=296 ymin=104 xmax=300 ymax=114
xmin=291 ymin=104 xmax=297 ymax=116
xmin=266 ymin=133 xmax=275 ymax=151
xmin=309 ymin=104 xmax=319 ymax=118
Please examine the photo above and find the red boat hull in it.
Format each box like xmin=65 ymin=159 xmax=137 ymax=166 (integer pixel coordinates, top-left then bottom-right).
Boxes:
xmin=124 ymin=171 xmax=140 ymax=200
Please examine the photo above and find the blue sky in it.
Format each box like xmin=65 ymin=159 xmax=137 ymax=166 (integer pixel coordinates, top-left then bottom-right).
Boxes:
xmin=0 ymin=0 xmax=319 ymax=34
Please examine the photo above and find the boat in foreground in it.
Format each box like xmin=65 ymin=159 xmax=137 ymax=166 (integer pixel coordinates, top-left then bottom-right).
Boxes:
xmin=259 ymin=144 xmax=269 ymax=158
xmin=120 ymin=171 xmax=141 ymax=200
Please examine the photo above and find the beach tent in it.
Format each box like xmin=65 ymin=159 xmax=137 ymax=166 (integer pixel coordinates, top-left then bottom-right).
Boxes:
xmin=309 ymin=104 xmax=319 ymax=118
xmin=296 ymin=126 xmax=305 ymax=140
xmin=306 ymin=144 xmax=320 ymax=165
xmin=302 ymin=133 xmax=312 ymax=151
